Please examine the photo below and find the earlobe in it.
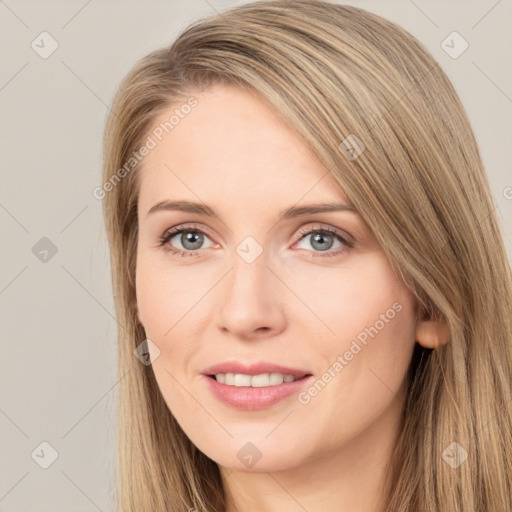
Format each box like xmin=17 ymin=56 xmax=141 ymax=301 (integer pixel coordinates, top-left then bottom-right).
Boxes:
xmin=415 ymin=318 xmax=451 ymax=349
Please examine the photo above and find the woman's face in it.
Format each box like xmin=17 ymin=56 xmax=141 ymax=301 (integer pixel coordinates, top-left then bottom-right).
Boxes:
xmin=135 ymin=83 xmax=419 ymax=472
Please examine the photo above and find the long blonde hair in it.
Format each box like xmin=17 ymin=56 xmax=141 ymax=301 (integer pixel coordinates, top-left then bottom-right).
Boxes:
xmin=101 ymin=1 xmax=512 ymax=510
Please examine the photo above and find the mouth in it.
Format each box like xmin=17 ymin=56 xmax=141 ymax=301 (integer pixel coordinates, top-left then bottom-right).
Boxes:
xmin=200 ymin=361 xmax=314 ymax=409
xmin=202 ymin=372 xmax=315 ymax=410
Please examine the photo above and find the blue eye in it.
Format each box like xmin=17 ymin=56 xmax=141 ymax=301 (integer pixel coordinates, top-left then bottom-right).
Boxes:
xmin=294 ymin=226 xmax=353 ymax=257
xmin=158 ymin=224 xmax=213 ymax=257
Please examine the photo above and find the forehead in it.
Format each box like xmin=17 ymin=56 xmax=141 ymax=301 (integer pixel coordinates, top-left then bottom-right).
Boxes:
xmin=137 ymin=83 xmax=351 ymax=215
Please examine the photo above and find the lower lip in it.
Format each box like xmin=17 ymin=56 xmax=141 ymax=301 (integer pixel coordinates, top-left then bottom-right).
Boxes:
xmin=202 ymin=374 xmax=314 ymax=410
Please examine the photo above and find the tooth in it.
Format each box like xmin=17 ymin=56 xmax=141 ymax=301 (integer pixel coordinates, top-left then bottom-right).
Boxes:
xmin=251 ymin=373 xmax=270 ymax=387
xmin=214 ymin=372 xmax=301 ymax=386
xmin=269 ymin=373 xmax=284 ymax=385
xmin=234 ymin=374 xmax=252 ymax=387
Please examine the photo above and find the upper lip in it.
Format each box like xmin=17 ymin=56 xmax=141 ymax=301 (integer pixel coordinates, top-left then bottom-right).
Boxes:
xmin=202 ymin=361 xmax=313 ymax=378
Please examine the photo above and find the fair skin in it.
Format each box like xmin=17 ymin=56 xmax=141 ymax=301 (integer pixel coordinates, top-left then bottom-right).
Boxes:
xmin=135 ymin=83 xmax=449 ymax=512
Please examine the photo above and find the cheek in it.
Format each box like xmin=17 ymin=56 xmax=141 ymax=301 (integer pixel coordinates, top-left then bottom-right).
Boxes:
xmin=295 ymin=253 xmax=417 ymax=392
xmin=291 ymin=262 xmax=417 ymax=444
xmin=135 ymin=257 xmax=197 ymax=412
xmin=135 ymin=254 xmax=211 ymax=389
xmin=135 ymin=252 xmax=204 ymax=337
xmin=287 ymin=253 xmax=414 ymax=343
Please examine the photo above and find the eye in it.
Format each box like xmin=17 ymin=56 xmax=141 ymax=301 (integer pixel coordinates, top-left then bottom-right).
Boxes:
xmin=158 ymin=224 xmax=214 ymax=256
xmin=158 ymin=223 xmax=354 ymax=258
xmin=293 ymin=225 xmax=353 ymax=257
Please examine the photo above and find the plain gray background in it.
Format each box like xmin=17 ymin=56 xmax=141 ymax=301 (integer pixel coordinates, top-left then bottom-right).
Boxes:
xmin=1 ymin=0 xmax=511 ymax=510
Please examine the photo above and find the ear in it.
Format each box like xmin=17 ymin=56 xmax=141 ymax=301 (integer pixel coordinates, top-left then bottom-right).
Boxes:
xmin=415 ymin=318 xmax=450 ymax=349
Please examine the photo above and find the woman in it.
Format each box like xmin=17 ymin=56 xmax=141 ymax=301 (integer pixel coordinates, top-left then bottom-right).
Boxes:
xmin=101 ymin=1 xmax=512 ymax=510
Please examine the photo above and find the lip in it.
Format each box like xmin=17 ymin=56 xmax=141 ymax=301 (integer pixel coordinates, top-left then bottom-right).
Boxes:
xmin=200 ymin=360 xmax=314 ymax=411
xmin=202 ymin=361 xmax=312 ymax=378
xmin=202 ymin=373 xmax=314 ymax=410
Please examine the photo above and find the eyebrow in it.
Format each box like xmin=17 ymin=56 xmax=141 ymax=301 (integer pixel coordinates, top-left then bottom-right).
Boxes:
xmin=146 ymin=200 xmax=357 ymax=220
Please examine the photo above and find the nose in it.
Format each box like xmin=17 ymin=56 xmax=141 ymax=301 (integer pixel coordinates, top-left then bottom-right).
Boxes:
xmin=214 ymin=249 xmax=287 ymax=341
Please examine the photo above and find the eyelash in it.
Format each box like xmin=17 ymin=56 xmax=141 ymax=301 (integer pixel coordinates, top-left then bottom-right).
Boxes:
xmin=158 ymin=223 xmax=354 ymax=258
